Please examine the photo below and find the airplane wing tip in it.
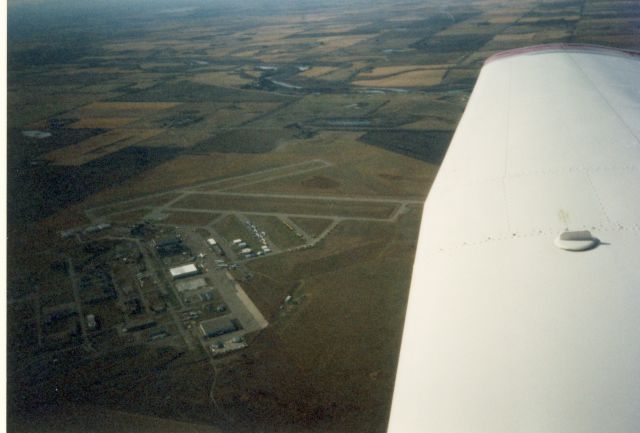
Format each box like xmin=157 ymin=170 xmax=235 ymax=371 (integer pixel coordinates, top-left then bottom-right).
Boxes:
xmin=484 ymin=43 xmax=640 ymax=65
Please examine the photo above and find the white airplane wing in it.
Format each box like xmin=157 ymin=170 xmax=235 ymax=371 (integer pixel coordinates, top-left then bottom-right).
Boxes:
xmin=388 ymin=44 xmax=640 ymax=433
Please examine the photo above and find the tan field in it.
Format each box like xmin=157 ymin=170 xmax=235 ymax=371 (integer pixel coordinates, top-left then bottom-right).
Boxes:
xmin=232 ymin=49 xmax=262 ymax=58
xmin=163 ymin=211 xmax=221 ymax=226
xmin=310 ymin=35 xmax=374 ymax=52
xmin=317 ymin=62 xmax=369 ymax=81
xmin=139 ymin=62 xmax=187 ymax=70
xmin=189 ymin=71 xmax=252 ymax=87
xmin=493 ymin=33 xmax=537 ymax=42
xmin=103 ymin=40 xmax=173 ymax=52
xmin=486 ymin=15 xmax=522 ymax=24
xmin=128 ymin=81 xmax=158 ymax=90
xmin=44 ymin=128 xmax=164 ymax=166
xmin=68 ymin=117 xmax=137 ymax=129
xmin=533 ymin=29 xmax=573 ymax=41
xmin=298 ymin=66 xmax=340 ymax=78
xmin=357 ymin=65 xmax=452 ymax=79
xmin=58 ymin=66 xmax=129 ymax=75
xmin=86 ymin=102 xmax=180 ymax=111
xmin=353 ymin=69 xmax=447 ymax=87
xmin=107 ymin=208 xmax=152 ymax=224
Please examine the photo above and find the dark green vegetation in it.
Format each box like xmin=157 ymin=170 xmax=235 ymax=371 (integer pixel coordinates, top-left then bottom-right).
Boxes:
xmin=192 ymin=127 xmax=297 ymax=154
xmin=360 ymin=130 xmax=452 ymax=164
xmin=7 ymin=0 xmax=640 ymax=432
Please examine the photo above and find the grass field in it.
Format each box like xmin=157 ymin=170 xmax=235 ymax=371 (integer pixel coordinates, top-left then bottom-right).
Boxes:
xmin=189 ymin=71 xmax=252 ymax=87
xmin=357 ymin=65 xmax=452 ymax=78
xmin=248 ymin=215 xmax=306 ymax=249
xmin=44 ymin=129 xmax=164 ymax=165
xmin=83 ymin=102 xmax=180 ymax=111
xmin=107 ymin=208 xmax=152 ymax=224
xmin=212 ymin=214 xmax=254 ymax=244
xmin=289 ymin=217 xmax=335 ymax=238
xmin=353 ymin=68 xmax=447 ymax=87
xmin=196 ymin=160 xmax=330 ymax=192
xmin=163 ymin=211 xmax=221 ymax=226
xmin=298 ymin=66 xmax=340 ymax=78
xmin=68 ymin=117 xmax=136 ymax=129
xmin=90 ymin=193 xmax=182 ymax=217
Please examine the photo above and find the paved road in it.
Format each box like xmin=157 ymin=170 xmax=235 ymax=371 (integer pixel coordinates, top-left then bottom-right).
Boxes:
xmin=83 ymin=157 xmax=425 ymax=230
xmin=186 ymin=190 xmax=424 ymax=205
xmin=66 ymin=257 xmax=94 ymax=352
xmin=85 ymin=159 xmax=332 ymax=220
xmin=166 ymin=207 xmax=398 ymax=222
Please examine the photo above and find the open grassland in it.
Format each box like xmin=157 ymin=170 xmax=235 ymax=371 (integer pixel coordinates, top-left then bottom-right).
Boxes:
xmin=357 ymin=65 xmax=453 ymax=78
xmin=353 ymin=68 xmax=448 ymax=87
xmin=298 ymin=66 xmax=340 ymax=78
xmin=78 ymin=153 xmax=304 ymax=205
xmin=317 ymin=62 xmax=369 ymax=81
xmin=63 ymin=101 xmax=181 ymax=130
xmin=248 ymin=94 xmax=387 ymax=128
xmin=232 ymin=49 xmax=262 ymax=59
xmin=189 ymin=71 xmax=252 ymax=87
xmin=192 ymin=126 xmax=296 ymax=153
xmin=68 ymin=117 xmax=136 ymax=129
xmin=89 ymin=102 xmax=180 ymax=111
xmin=221 ymin=209 xmax=423 ymax=431
xmin=90 ymin=192 xmax=182 ymax=217
xmin=248 ymin=215 xmax=306 ymax=249
xmin=9 ymin=403 xmax=223 ymax=433
xmin=8 ymin=88 xmax=113 ymax=128
xmin=163 ymin=210 xmax=221 ymax=226
xmin=289 ymin=217 xmax=335 ymax=238
xmin=308 ymin=35 xmax=375 ymax=52
xmin=44 ymin=129 xmax=164 ymax=166
xmin=231 ymin=131 xmax=438 ymax=198
xmin=196 ymin=159 xmax=330 ymax=192
xmin=132 ymin=102 xmax=284 ymax=148
xmin=107 ymin=208 xmax=152 ymax=225
xmin=213 ymin=214 xmax=255 ymax=244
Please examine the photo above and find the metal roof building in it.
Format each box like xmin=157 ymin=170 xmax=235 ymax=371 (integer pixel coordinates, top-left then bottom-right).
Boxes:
xmin=169 ymin=264 xmax=200 ymax=279
xmin=199 ymin=318 xmax=238 ymax=338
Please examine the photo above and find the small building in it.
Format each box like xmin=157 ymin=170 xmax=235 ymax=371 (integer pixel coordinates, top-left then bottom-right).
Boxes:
xmin=200 ymin=291 xmax=215 ymax=302
xmin=149 ymin=329 xmax=168 ymax=341
xmin=237 ymin=242 xmax=248 ymax=248
xmin=240 ymin=248 xmax=252 ymax=254
xmin=200 ymin=318 xmax=239 ymax=338
xmin=169 ymin=264 xmax=200 ymax=279
xmin=60 ymin=229 xmax=78 ymax=238
xmin=207 ymin=238 xmax=217 ymax=246
xmin=232 ymin=239 xmax=242 ymax=244
xmin=86 ymin=314 xmax=97 ymax=330
xmin=123 ymin=320 xmax=157 ymax=333
xmin=150 ymin=300 xmax=167 ymax=313
xmin=156 ymin=235 xmax=184 ymax=256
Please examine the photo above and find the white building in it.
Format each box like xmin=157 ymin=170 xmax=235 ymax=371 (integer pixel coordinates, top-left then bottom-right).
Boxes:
xmin=169 ymin=264 xmax=200 ymax=279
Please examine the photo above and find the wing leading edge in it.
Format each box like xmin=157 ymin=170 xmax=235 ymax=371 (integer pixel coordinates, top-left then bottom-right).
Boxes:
xmin=387 ymin=44 xmax=640 ymax=433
